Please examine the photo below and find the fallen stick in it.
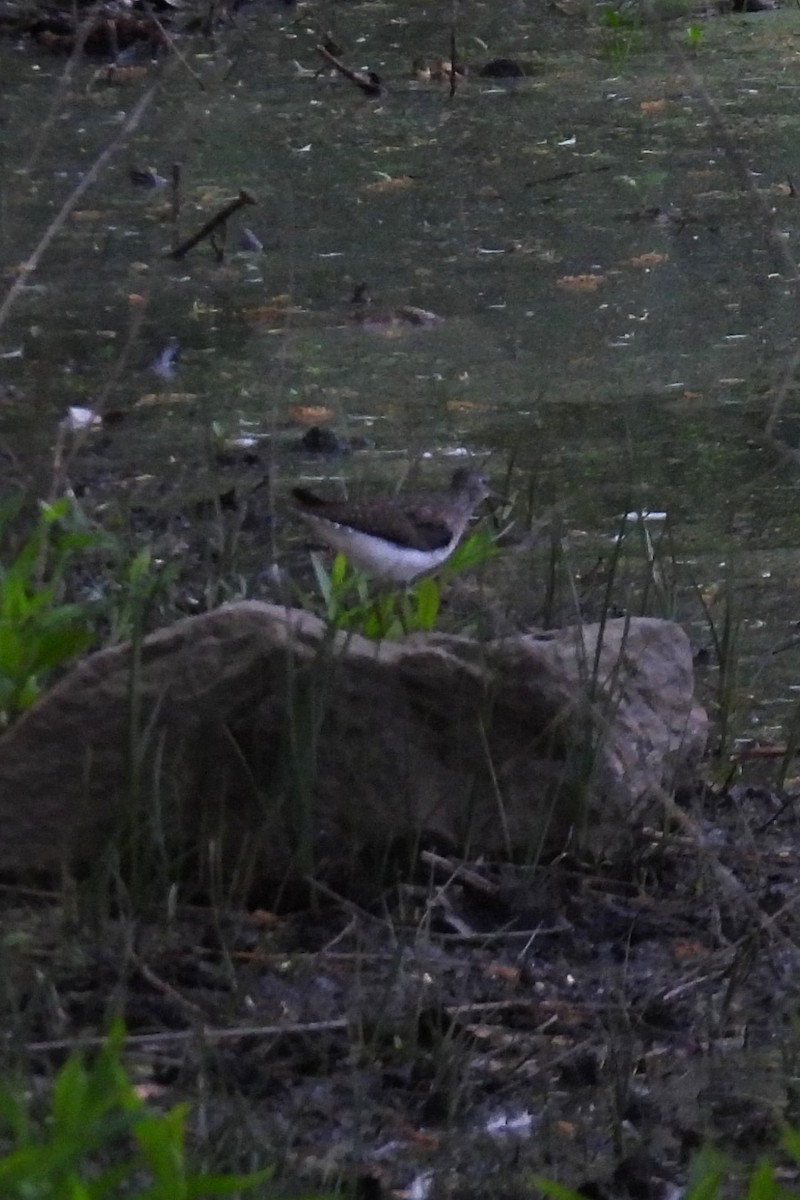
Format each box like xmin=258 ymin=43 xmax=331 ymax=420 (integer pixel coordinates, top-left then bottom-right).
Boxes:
xmin=169 ymin=188 xmax=256 ymax=260
xmin=316 ymin=43 xmax=382 ymax=96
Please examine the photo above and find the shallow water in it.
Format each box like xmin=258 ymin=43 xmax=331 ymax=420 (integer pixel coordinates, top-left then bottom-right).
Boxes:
xmin=3 ymin=0 xmax=800 ymax=717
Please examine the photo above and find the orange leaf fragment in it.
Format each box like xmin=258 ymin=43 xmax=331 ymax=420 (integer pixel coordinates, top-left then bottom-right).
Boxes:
xmin=555 ymin=273 xmax=604 ymax=292
xmin=290 ymin=405 xmax=334 ymax=425
xmin=628 ymin=252 xmax=669 ymax=268
xmin=248 ymin=908 xmax=281 ymax=927
xmin=91 ymin=64 xmax=149 ymax=86
xmin=671 ymin=938 xmax=709 ymax=961
xmin=640 ymin=99 xmax=666 ymax=114
xmin=483 ymin=962 xmax=521 ymax=984
xmin=135 ymin=392 xmax=197 ymax=408
xmin=446 ymin=399 xmax=479 ymax=412
xmin=363 ymin=175 xmax=414 ymax=194
xmin=393 ymin=1119 xmax=441 ymax=1151
xmin=243 ymin=300 xmax=303 ymax=325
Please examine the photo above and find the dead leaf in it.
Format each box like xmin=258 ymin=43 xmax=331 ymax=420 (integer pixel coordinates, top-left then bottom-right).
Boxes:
xmin=640 ymin=99 xmax=666 ymax=114
xmin=243 ymin=298 xmax=304 ymax=325
xmin=90 ymin=65 xmax=149 ymax=86
xmin=363 ymin=175 xmax=414 ymax=194
xmin=290 ymin=405 xmax=334 ymax=425
xmin=671 ymin=938 xmax=709 ymax=961
xmin=71 ymin=210 xmax=103 ymax=222
xmin=135 ymin=392 xmax=197 ymax=408
xmin=483 ymin=963 xmax=521 ymax=984
xmin=628 ymin=252 xmax=669 ymax=268
xmin=555 ymin=273 xmax=604 ymax=292
xmin=248 ymin=908 xmax=281 ymax=928
xmin=393 ymin=1118 xmax=441 ymax=1150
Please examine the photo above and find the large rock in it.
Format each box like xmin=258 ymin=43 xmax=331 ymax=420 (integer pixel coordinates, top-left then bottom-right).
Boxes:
xmin=0 ymin=603 xmax=706 ymax=886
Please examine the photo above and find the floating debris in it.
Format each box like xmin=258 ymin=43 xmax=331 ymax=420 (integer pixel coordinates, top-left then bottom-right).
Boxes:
xmin=485 ymin=1110 xmax=535 ymax=1137
xmin=618 ymin=510 xmax=668 ymax=523
xmin=404 ymin=1171 xmax=433 ymax=1200
xmin=150 ymin=337 xmax=181 ymax=380
xmin=239 ymin=227 xmax=264 ymax=252
xmin=130 ymin=166 xmax=168 ymax=189
xmin=61 ymin=406 xmax=102 ymax=432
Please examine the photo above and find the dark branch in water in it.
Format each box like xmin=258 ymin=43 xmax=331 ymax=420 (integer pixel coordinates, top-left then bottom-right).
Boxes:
xmin=316 ymin=44 xmax=382 ymax=96
xmin=169 ymin=189 xmax=256 ymax=261
xmin=0 ymin=85 xmax=158 ymax=333
xmin=170 ymin=162 xmax=181 ymax=224
xmin=449 ymin=4 xmax=458 ymax=98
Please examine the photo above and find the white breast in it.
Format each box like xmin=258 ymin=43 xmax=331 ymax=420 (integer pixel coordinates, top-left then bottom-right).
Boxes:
xmin=304 ymin=516 xmax=457 ymax=583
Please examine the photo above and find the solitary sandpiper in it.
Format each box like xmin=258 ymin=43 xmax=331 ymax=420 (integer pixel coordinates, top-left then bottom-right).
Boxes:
xmin=291 ymin=467 xmax=491 ymax=584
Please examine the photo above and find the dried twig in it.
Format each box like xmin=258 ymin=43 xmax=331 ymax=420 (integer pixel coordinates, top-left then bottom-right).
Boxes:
xmin=132 ymin=952 xmax=208 ymax=1022
xmin=169 ymin=189 xmax=256 ymax=261
xmin=449 ymin=4 xmax=459 ymax=98
xmin=0 ymin=85 xmax=158 ymax=333
xmin=316 ymin=44 xmax=382 ymax=96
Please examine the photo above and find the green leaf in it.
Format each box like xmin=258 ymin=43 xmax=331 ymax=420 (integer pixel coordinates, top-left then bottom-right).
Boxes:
xmin=185 ymin=1167 xmax=274 ymax=1196
xmin=360 ymin=608 xmax=384 ymax=639
xmin=0 ymin=1018 xmax=270 ymax=1200
xmin=531 ymin=1177 xmax=586 ymax=1200
xmin=64 ymin=1174 xmax=93 ymax=1200
xmin=133 ymin=1105 xmax=189 ymax=1187
xmin=0 ymin=1084 xmax=30 ymax=1143
xmin=127 ymin=547 xmax=153 ymax=585
xmin=0 ymin=624 xmax=24 ymax=672
xmin=31 ymin=623 xmax=92 ymax=669
xmin=412 ymin=576 xmax=440 ymax=630
xmin=783 ymin=1127 xmax=800 ymax=1161
xmin=445 ymin=528 xmax=497 ymax=575
xmin=310 ymin=553 xmax=334 ymax=611
xmin=51 ymin=1053 xmax=89 ymax=1137
xmin=330 ymin=552 xmax=348 ymax=588
xmin=40 ymin=497 xmax=70 ymax=524
xmin=745 ymin=1159 xmax=777 ymax=1200
xmin=0 ymin=572 xmax=38 ymax=622
xmin=684 ymin=1147 xmax=727 ymax=1200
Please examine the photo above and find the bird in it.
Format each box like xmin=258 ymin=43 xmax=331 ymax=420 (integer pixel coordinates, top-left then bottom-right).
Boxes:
xmin=291 ymin=467 xmax=491 ymax=584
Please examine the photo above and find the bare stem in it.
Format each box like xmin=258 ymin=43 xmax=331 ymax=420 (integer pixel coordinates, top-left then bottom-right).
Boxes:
xmin=0 ymin=85 xmax=159 ymax=335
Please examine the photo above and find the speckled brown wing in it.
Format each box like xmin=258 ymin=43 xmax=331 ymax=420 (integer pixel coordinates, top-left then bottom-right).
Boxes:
xmin=391 ymin=505 xmax=453 ymax=551
xmin=328 ymin=505 xmax=451 ymax=551
xmin=291 ymin=488 xmax=453 ymax=551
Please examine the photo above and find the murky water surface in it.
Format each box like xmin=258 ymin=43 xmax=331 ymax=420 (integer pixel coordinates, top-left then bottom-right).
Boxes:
xmin=3 ymin=3 xmax=800 ymax=705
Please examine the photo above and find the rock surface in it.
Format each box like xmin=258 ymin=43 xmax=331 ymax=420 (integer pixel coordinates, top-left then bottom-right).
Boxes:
xmin=0 ymin=603 xmax=707 ymax=885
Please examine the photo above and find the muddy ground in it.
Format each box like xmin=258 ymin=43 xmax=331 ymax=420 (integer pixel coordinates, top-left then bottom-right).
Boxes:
xmin=3 ymin=768 xmax=800 ymax=1198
